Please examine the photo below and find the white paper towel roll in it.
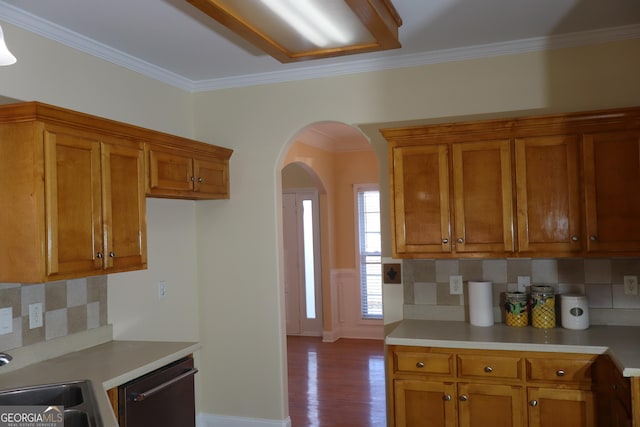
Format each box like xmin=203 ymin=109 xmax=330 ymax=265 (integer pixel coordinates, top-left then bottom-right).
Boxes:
xmin=468 ymin=281 xmax=494 ymax=326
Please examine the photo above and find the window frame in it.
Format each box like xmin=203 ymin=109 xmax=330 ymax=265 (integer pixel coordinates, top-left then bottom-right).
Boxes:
xmin=354 ymin=183 xmax=383 ymax=321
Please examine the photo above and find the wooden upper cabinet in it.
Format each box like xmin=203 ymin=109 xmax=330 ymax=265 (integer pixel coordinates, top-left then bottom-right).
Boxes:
xmin=452 ymin=140 xmax=514 ymax=253
xmin=383 ymin=106 xmax=640 ymax=258
xmin=0 ymin=101 xmax=231 ymax=283
xmin=43 ymin=127 xmax=105 ymax=278
xmin=102 ymin=141 xmax=147 ymax=272
xmin=391 ymin=144 xmax=451 ymax=255
xmin=146 ymin=145 xmax=231 ymax=199
xmin=515 ymin=135 xmax=581 ymax=254
xmin=583 ymin=130 xmax=640 ymax=253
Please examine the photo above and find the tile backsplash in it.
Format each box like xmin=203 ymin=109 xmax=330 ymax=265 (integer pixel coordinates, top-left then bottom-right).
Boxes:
xmin=402 ymin=258 xmax=640 ymax=326
xmin=0 ymin=276 xmax=107 ymax=351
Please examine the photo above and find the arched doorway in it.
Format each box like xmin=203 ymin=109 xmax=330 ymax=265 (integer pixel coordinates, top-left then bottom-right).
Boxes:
xmin=279 ymin=121 xmax=382 ymax=341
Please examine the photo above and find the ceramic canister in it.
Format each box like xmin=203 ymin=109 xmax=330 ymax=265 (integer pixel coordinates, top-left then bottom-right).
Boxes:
xmin=560 ymin=294 xmax=589 ymax=330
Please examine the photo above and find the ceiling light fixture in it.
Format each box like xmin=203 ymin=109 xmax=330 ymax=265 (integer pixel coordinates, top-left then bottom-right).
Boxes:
xmin=0 ymin=25 xmax=16 ymax=66
xmin=185 ymin=0 xmax=402 ymax=63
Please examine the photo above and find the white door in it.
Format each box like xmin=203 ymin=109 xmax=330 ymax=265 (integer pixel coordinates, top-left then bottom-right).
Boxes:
xmin=283 ymin=190 xmax=322 ymax=336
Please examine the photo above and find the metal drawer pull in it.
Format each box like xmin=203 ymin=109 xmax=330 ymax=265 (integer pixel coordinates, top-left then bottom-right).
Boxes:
xmin=556 ymin=369 xmax=566 ymax=377
xmin=96 ymin=252 xmax=103 ymax=259
xmin=442 ymin=238 xmax=449 ymax=244
xmin=131 ymin=368 xmax=198 ymax=402
xmin=416 ymin=361 xmax=425 ymax=368
xmin=443 ymin=394 xmax=451 ymax=401
xmin=530 ymin=400 xmax=538 ymax=407
xmin=457 ymin=238 xmax=464 ymax=243
xmin=571 ymin=235 xmax=579 ymax=241
xmin=590 ymin=235 xmax=597 ymax=241
xmin=459 ymin=395 xmax=468 ymax=401
xmin=484 ymin=366 xmax=493 ymax=373
xmin=197 ymin=177 xmax=203 ymax=182
xmin=109 ymin=251 xmax=115 ymax=258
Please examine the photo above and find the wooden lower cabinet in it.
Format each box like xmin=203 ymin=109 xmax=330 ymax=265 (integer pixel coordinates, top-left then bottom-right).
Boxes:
xmin=388 ymin=346 xmax=606 ymax=427
xmin=458 ymin=383 xmax=524 ymax=427
xmin=395 ymin=380 xmax=457 ymax=427
xmin=527 ymin=387 xmax=595 ymax=427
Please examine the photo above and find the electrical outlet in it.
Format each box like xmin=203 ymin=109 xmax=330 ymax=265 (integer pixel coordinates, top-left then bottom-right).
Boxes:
xmin=29 ymin=302 xmax=43 ymax=329
xmin=624 ymin=276 xmax=638 ymax=296
xmin=450 ymin=276 xmax=463 ymax=295
xmin=0 ymin=307 xmax=12 ymax=335
xmin=517 ymin=276 xmax=531 ymax=292
xmin=158 ymin=281 xmax=168 ymax=300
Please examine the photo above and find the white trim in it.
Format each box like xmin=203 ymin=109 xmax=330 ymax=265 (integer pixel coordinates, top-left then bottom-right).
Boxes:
xmin=0 ymin=1 xmax=638 ymax=92
xmin=197 ymin=413 xmax=291 ymax=427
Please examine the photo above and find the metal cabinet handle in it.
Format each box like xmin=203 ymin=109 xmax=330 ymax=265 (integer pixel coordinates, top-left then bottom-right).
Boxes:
xmin=457 ymin=238 xmax=464 ymax=244
xmin=459 ymin=395 xmax=468 ymax=402
xmin=556 ymin=369 xmax=566 ymax=377
xmin=530 ymin=400 xmax=538 ymax=407
xmin=109 ymin=251 xmax=115 ymax=258
xmin=442 ymin=238 xmax=449 ymax=244
xmin=590 ymin=235 xmax=597 ymax=241
xmin=416 ymin=361 xmax=425 ymax=368
xmin=571 ymin=235 xmax=579 ymax=241
xmin=484 ymin=366 xmax=493 ymax=373
xmin=443 ymin=394 xmax=451 ymax=401
xmin=131 ymin=368 xmax=198 ymax=402
xmin=96 ymin=252 xmax=103 ymax=259
xmin=190 ymin=176 xmax=195 ymax=182
xmin=197 ymin=177 xmax=203 ymax=183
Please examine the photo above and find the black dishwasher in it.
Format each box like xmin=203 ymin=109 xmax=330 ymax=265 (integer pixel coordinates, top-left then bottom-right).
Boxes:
xmin=118 ymin=356 xmax=197 ymax=427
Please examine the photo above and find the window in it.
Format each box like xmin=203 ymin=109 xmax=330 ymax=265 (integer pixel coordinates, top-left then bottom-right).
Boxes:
xmin=356 ymin=186 xmax=382 ymax=319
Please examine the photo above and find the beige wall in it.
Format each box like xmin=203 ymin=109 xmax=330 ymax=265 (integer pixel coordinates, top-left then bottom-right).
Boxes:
xmin=191 ymin=38 xmax=640 ymax=422
xmin=1 ymin=17 xmax=640 ymax=424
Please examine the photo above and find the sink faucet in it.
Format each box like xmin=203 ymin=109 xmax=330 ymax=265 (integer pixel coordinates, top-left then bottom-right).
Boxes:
xmin=0 ymin=353 xmax=12 ymax=366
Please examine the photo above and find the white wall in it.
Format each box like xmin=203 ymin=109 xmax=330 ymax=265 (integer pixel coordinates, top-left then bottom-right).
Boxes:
xmin=2 ymin=18 xmax=640 ymax=425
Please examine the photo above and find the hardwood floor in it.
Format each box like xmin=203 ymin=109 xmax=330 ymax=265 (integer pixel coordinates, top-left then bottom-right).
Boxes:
xmin=287 ymin=336 xmax=386 ymax=427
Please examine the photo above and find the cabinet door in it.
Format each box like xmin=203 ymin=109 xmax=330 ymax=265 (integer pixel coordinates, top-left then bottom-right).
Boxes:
xmin=583 ymin=131 xmax=640 ymax=252
xmin=452 ymin=140 xmax=514 ymax=253
xmin=394 ymin=380 xmax=456 ymax=427
xmin=515 ymin=135 xmax=581 ymax=254
xmin=147 ymin=148 xmax=194 ymax=194
xmin=193 ymin=157 xmax=229 ymax=198
xmin=44 ymin=128 xmax=103 ymax=277
xmin=527 ymin=387 xmax=595 ymax=427
xmin=102 ymin=142 xmax=147 ymax=272
xmin=392 ymin=145 xmax=451 ymax=255
xmin=458 ymin=383 xmax=524 ymax=427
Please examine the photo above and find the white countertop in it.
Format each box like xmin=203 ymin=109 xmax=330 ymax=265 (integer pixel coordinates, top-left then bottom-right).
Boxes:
xmin=386 ymin=320 xmax=640 ymax=377
xmin=0 ymin=340 xmax=200 ymax=427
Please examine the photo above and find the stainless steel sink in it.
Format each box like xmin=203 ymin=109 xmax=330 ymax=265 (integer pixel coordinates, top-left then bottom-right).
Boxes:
xmin=0 ymin=380 xmax=103 ymax=427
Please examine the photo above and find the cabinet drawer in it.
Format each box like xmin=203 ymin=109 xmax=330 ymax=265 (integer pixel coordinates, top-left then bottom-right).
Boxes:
xmin=394 ymin=350 xmax=454 ymax=375
xmin=526 ymin=356 xmax=595 ymax=383
xmin=457 ymin=354 xmax=522 ymax=380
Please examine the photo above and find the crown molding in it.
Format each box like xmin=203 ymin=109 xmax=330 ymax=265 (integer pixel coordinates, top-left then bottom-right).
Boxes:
xmin=1 ymin=2 xmax=638 ymax=93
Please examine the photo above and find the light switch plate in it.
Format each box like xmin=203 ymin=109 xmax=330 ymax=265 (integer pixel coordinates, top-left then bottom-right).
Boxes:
xmin=158 ymin=281 xmax=168 ymax=300
xmin=0 ymin=307 xmax=12 ymax=335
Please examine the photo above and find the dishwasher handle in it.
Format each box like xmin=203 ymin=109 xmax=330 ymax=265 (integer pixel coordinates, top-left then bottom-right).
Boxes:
xmin=131 ymin=368 xmax=198 ymax=402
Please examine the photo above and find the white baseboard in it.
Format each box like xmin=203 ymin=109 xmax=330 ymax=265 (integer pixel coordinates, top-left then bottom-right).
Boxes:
xmin=197 ymin=413 xmax=291 ymax=427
